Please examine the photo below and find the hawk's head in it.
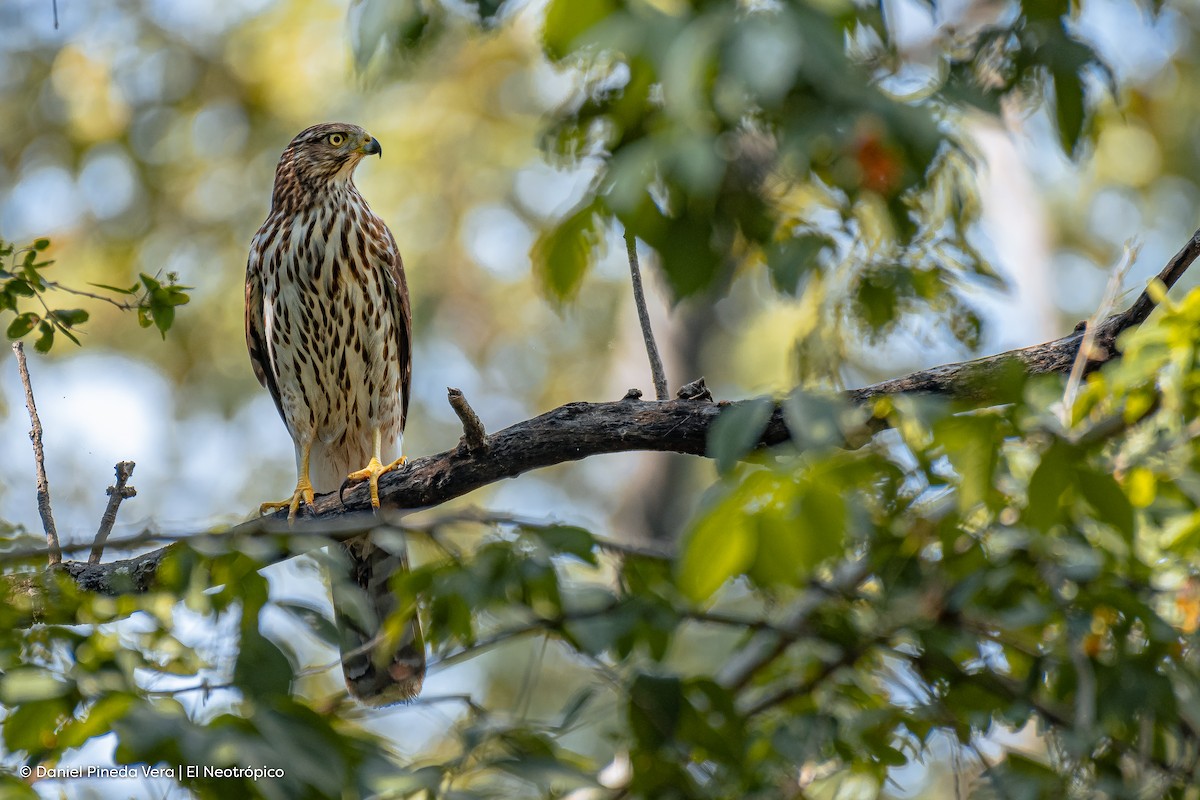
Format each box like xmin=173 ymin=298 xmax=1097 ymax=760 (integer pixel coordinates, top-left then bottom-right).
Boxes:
xmin=272 ymin=123 xmax=382 ymax=208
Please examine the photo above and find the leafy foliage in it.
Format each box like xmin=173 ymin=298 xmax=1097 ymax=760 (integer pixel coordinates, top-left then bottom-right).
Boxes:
xmin=0 ymin=237 xmax=190 ymax=349
xmin=10 ymin=281 xmax=1200 ymax=796
xmin=351 ymin=0 xmax=1117 ymax=371
xmin=4 ymin=1 xmax=1193 ymax=798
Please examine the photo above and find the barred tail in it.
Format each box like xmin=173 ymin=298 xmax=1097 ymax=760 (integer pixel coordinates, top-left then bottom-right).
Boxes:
xmin=332 ymin=533 xmax=425 ymax=706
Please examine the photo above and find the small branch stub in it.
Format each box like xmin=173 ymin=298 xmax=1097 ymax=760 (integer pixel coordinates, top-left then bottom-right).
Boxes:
xmin=677 ymin=377 xmax=713 ymax=402
xmin=447 ymin=388 xmax=488 ymax=453
xmin=90 ymin=461 xmax=137 ymax=565
xmin=12 ymin=342 xmax=61 ymax=566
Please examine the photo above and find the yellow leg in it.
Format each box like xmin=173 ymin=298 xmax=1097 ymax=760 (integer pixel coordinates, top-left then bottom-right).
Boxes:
xmin=260 ymin=437 xmax=316 ymax=521
xmin=345 ymin=429 xmax=405 ymax=508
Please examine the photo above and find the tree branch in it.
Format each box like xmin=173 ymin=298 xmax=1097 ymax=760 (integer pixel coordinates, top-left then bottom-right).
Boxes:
xmin=447 ymin=387 xmax=488 ymax=453
xmin=10 ymin=228 xmax=1200 ymax=599
xmin=12 ymin=341 xmax=60 ymax=565
xmin=849 ymin=229 xmax=1200 ymax=403
xmin=90 ymin=461 xmax=136 ymax=564
xmin=624 ymin=229 xmax=669 ymax=401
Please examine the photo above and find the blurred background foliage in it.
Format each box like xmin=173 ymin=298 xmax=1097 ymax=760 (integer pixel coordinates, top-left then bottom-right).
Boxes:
xmin=5 ymin=0 xmax=1200 ymax=797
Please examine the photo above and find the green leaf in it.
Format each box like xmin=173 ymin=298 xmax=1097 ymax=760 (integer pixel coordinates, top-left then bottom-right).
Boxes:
xmin=6 ymin=312 xmax=38 ymax=339
xmin=235 ymin=628 xmax=292 ymax=698
xmin=527 ymin=524 xmax=598 ymax=565
xmin=0 ymin=669 xmax=72 ymax=704
xmin=531 ymin=200 xmax=604 ymax=302
xmin=707 ymin=397 xmax=774 ymax=475
xmin=1025 ymin=439 xmax=1075 ymax=532
xmin=677 ymin=488 xmax=756 ymax=602
xmin=797 ymin=482 xmax=847 ymax=558
xmin=163 ymin=287 xmax=191 ymax=306
xmin=558 ymin=686 xmax=596 ymax=730
xmin=628 ymin=673 xmax=682 ymax=748
xmin=1051 ymin=65 xmax=1085 ymax=157
xmin=749 ymin=513 xmax=806 ymax=588
xmin=89 ymin=282 xmax=139 ymax=295
xmin=152 ymin=304 xmax=175 ymax=337
xmin=58 ymin=693 xmax=136 ymax=749
xmin=853 ymin=267 xmax=903 ymax=332
xmin=985 ymin=752 xmax=1061 ymax=795
xmin=7 ymin=279 xmax=35 ymax=297
xmin=50 ymin=308 xmax=89 ymax=326
xmin=749 ymin=476 xmax=845 ymax=589
xmin=543 ymin=0 xmax=617 ymax=61
xmin=3 ymin=697 xmax=73 ymax=756
xmin=766 ymin=233 xmax=833 ymax=295
xmin=782 ymin=390 xmax=853 ymax=450
xmin=645 ymin=210 xmax=723 ymax=299
xmin=57 ymin=325 xmax=80 ymax=346
xmin=1077 ymin=468 xmax=1135 ymax=542
xmin=32 ymin=238 xmax=49 ymax=251
xmin=491 ymin=756 xmax=598 ymax=790
xmin=226 ymin=556 xmax=293 ymax=698
xmin=277 ymin=600 xmax=340 ymax=646
xmin=34 ymin=321 xmax=54 ymax=353
xmin=935 ymin=414 xmax=1001 ymax=512
xmin=1041 ymin=32 xmax=1095 ymax=158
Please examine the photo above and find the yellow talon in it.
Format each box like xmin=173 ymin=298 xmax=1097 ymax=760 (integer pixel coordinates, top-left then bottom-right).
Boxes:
xmin=346 ymin=456 xmax=406 ymax=508
xmin=259 ymin=477 xmax=315 ymax=522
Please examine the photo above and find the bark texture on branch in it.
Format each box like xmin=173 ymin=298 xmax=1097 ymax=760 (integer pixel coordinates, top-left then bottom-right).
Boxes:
xmin=850 ymin=230 xmax=1200 ymax=402
xmin=9 ymin=229 xmax=1200 ymax=601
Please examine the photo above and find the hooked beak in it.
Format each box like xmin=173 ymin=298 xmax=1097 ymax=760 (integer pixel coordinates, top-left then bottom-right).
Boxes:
xmin=361 ymin=137 xmax=382 ymax=157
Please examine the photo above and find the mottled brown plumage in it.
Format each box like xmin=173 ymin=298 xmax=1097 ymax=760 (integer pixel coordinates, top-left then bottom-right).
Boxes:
xmin=245 ymin=122 xmax=424 ymax=705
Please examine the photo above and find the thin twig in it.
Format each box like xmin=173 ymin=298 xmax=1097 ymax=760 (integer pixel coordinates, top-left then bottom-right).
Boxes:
xmin=42 ymin=279 xmax=139 ymax=310
xmin=1062 ymin=241 xmax=1139 ymax=425
xmin=145 ymin=681 xmax=232 ymax=698
xmin=624 ymin=229 xmax=668 ymax=401
xmin=52 ymin=0 xmax=59 ymax=29
xmin=0 ymin=507 xmax=668 ymax=573
xmin=12 ymin=342 xmax=60 ymax=565
xmin=447 ymin=387 xmax=488 ymax=453
xmin=90 ymin=461 xmax=136 ymax=564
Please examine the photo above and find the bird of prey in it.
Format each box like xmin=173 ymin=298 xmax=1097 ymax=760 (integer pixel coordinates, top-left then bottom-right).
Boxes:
xmin=244 ymin=122 xmax=424 ymax=705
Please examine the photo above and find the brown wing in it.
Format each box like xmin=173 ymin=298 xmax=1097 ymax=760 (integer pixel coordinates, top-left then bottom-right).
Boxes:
xmin=245 ymin=242 xmax=285 ymax=421
xmin=381 ymin=225 xmax=412 ymax=432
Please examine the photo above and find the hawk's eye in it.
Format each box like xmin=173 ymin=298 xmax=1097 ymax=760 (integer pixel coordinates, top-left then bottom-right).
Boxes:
xmin=328 ymin=133 xmax=347 ymax=146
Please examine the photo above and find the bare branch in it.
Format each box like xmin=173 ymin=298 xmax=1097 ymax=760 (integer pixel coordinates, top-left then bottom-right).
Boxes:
xmin=9 ymin=228 xmax=1200 ymax=604
xmin=850 ymin=228 xmax=1200 ymax=403
xmin=90 ymin=461 xmax=137 ymax=564
xmin=12 ymin=342 xmax=60 ymax=565
xmin=624 ymin=230 xmax=669 ymax=401
xmin=447 ymin=387 xmax=488 ymax=453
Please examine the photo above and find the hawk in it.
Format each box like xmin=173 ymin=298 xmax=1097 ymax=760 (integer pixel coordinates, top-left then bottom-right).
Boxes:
xmin=245 ymin=122 xmax=424 ymax=705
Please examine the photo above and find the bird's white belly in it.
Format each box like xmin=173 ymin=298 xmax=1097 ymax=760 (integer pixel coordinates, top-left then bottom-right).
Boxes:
xmin=263 ymin=228 xmax=403 ymax=490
